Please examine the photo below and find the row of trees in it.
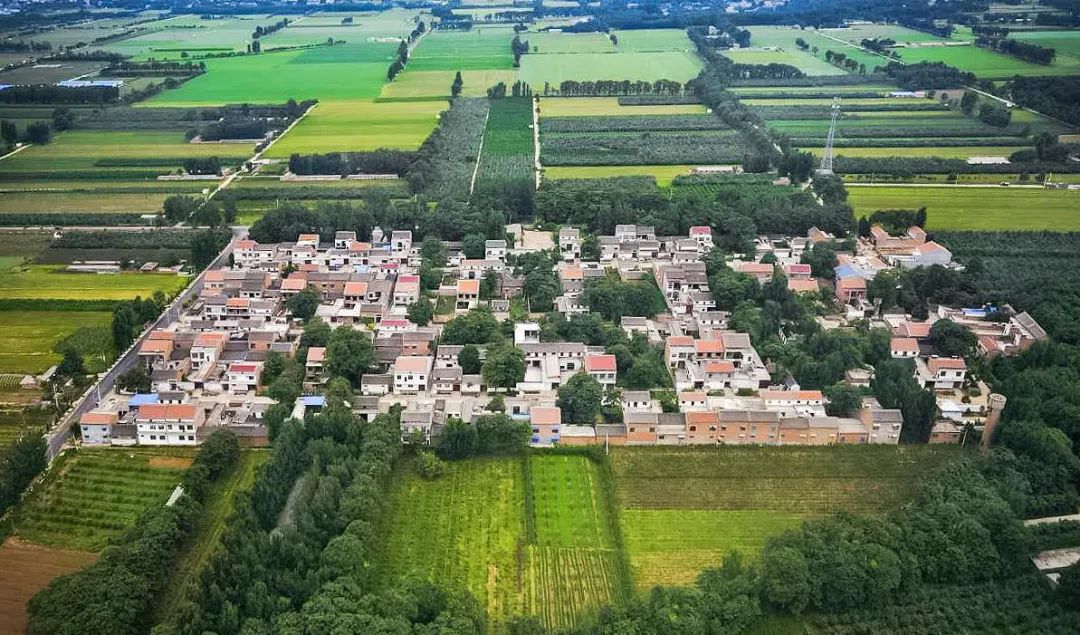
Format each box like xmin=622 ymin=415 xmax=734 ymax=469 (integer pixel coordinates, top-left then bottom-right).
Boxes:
xmin=287 ymin=149 xmax=417 ymax=176
xmin=976 ymin=35 xmax=1056 ymax=65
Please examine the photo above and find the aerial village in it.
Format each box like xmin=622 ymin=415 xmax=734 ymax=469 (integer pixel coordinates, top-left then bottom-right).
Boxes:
xmin=76 ymin=221 xmax=1047 ymax=450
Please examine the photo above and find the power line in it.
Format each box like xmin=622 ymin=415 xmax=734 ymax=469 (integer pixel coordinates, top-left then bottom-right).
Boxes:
xmin=818 ymin=96 xmax=840 ymax=175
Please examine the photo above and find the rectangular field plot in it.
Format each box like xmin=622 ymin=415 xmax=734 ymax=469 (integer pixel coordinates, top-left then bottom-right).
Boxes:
xmin=612 ymin=445 xmax=959 ymax=590
xmin=146 ymin=44 xmax=393 ymax=105
xmin=476 ymin=98 xmax=534 ymax=187
xmin=379 ymin=454 xmax=626 ymax=631
xmin=265 ymin=99 xmax=443 ymax=156
xmin=539 ymin=97 xmax=705 ymax=117
xmin=722 ymin=48 xmax=841 ymax=76
xmin=0 ymin=131 xmax=248 ymax=176
xmin=895 ymin=44 xmax=1077 ymax=78
xmin=519 ymin=51 xmax=703 ymax=88
xmin=102 ymin=15 xmax=273 ymax=60
xmin=1011 ymin=30 xmax=1080 ymax=74
xmin=11 ymin=448 xmax=192 ymax=551
xmin=847 ymin=186 xmax=1080 ymax=231
xmin=543 ymin=164 xmax=700 ymax=186
xmin=0 ymin=265 xmax=187 ymax=300
xmin=378 ymin=458 xmax=528 ymax=631
xmin=0 ymin=310 xmax=112 ymax=374
xmin=408 ymin=27 xmax=516 ymax=71
xmin=0 ymin=407 xmax=51 ymax=450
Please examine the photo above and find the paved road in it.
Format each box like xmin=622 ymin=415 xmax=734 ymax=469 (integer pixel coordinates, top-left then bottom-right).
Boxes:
xmin=44 ymin=227 xmax=245 ymax=460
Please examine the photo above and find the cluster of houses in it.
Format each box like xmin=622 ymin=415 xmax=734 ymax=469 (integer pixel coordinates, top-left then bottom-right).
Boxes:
xmin=76 ymin=220 xmax=1046 ymax=450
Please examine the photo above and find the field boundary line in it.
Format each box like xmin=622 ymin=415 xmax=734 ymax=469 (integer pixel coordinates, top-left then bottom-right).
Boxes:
xmin=533 ymin=95 xmax=542 ymax=190
xmin=0 ymin=144 xmax=31 ymax=162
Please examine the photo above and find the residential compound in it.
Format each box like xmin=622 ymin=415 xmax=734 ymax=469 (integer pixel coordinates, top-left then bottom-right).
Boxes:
xmin=76 ymin=221 xmax=1042 ymax=451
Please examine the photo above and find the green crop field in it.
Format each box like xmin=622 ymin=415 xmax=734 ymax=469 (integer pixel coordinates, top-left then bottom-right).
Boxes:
xmin=408 ymin=27 xmax=516 ymax=71
xmin=847 ymin=185 xmax=1080 ymax=230
xmin=820 ymin=146 xmax=1030 ymax=159
xmin=265 ymin=99 xmax=444 ymax=155
xmin=0 ymin=191 xmax=182 ymax=214
xmin=612 ymin=445 xmax=959 ymax=590
xmin=540 ymin=97 xmax=705 ymax=117
xmin=519 ymin=51 xmax=703 ymax=88
xmin=544 ymin=164 xmax=700 ymax=186
xmin=11 ymin=448 xmax=193 ymax=551
xmin=0 ymin=310 xmax=113 ymax=373
xmin=378 ymin=455 xmax=626 ymax=631
xmin=476 ymin=98 xmax=534 ymax=187
xmin=895 ymin=44 xmax=1077 ymax=78
xmin=0 ymin=131 xmax=247 ymax=175
xmin=611 ymin=28 xmax=697 ymax=52
xmin=528 ymin=31 xmax=613 ymax=54
xmin=146 ymin=44 xmax=393 ymax=105
xmin=0 ymin=265 xmax=186 ymax=300
xmin=822 ymin=24 xmax=948 ymax=45
xmin=723 ymin=48 xmax=841 ymax=76
xmin=745 ymin=27 xmax=888 ymax=73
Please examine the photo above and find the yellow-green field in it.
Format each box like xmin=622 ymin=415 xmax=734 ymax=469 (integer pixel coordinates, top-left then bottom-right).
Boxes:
xmin=847 ymin=185 xmax=1080 ymax=230
xmin=379 ymin=69 xmax=518 ymax=99
xmin=544 ymin=165 xmax=701 ymax=186
xmin=0 ymin=311 xmax=113 ymax=373
xmin=539 ymin=97 xmax=705 ymax=117
xmin=265 ymin=100 xmax=444 ymax=156
xmin=0 ymin=265 xmax=187 ymax=300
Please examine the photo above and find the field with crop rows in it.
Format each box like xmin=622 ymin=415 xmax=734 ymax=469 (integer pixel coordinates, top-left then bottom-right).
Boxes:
xmin=847 ymin=186 xmax=1080 ymax=230
xmin=379 ymin=69 xmax=518 ymax=99
xmin=379 ymin=454 xmax=625 ymax=630
xmin=476 ymin=98 xmax=534 ymax=188
xmin=408 ymin=27 xmax=516 ymax=71
xmin=611 ymin=445 xmax=960 ymax=589
xmin=11 ymin=448 xmax=193 ymax=551
xmin=542 ymin=129 xmax=744 ymax=166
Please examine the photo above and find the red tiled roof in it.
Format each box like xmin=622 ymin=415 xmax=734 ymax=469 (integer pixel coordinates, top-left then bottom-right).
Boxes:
xmin=530 ymin=406 xmax=561 ymax=425
xmin=891 ymin=337 xmax=919 ymax=352
xmin=137 ymin=403 xmax=198 ymax=421
xmin=585 ymin=354 xmax=617 ymax=372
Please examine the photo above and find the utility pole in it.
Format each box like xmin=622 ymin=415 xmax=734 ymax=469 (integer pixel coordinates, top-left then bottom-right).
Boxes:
xmin=817 ymin=97 xmax=840 ymax=175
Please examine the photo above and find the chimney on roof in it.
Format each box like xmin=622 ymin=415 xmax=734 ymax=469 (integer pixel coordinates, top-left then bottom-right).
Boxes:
xmin=981 ymin=393 xmax=1007 ymax=450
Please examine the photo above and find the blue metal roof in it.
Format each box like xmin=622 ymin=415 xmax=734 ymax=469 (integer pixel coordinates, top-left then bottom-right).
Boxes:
xmin=301 ymin=395 xmax=327 ymax=407
xmin=129 ymin=393 xmax=160 ymax=407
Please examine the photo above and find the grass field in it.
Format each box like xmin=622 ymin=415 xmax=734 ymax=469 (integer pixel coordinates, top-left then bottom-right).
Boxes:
xmin=612 ymin=445 xmax=960 ymax=589
xmin=544 ymin=164 xmax=700 ymax=186
xmin=0 ymin=131 xmax=247 ymax=175
xmin=519 ymin=51 xmax=703 ymax=88
xmin=0 ymin=265 xmax=186 ymax=300
xmin=11 ymin=448 xmax=193 ymax=551
xmin=102 ymin=15 xmax=272 ymax=59
xmin=539 ymin=97 xmax=705 ymax=117
xmin=379 ymin=454 xmax=625 ymax=630
xmin=1011 ymin=30 xmax=1080 ymax=73
xmin=0 ymin=191 xmax=182 ymax=214
xmin=0 ymin=311 xmax=113 ymax=373
xmin=895 ymin=43 xmax=1077 ymax=78
xmin=723 ymin=48 xmax=840 ymax=76
xmin=266 ymin=99 xmax=444 ymax=155
xmin=146 ymin=44 xmax=394 ymax=106
xmin=409 ymin=27 xmax=516 ymax=71
xmin=847 ymin=185 xmax=1080 ymax=230
xmin=152 ymin=450 xmax=269 ymax=623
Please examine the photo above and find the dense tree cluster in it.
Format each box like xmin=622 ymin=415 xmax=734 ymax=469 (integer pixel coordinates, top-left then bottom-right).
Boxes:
xmin=0 ymin=433 xmax=46 ymax=518
xmin=288 ymin=149 xmax=417 ymax=176
xmin=976 ymin=35 xmax=1056 ymax=65
xmin=882 ymin=61 xmax=975 ymax=90
xmin=0 ymin=85 xmax=119 ymax=105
